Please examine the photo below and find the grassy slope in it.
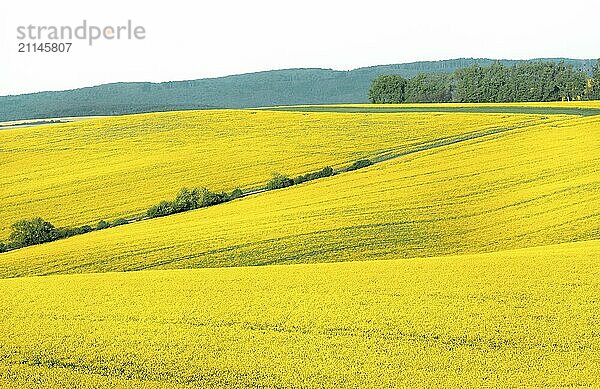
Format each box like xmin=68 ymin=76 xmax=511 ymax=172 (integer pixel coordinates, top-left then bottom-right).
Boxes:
xmin=0 ymin=240 xmax=598 ymax=387
xmin=1 ymin=114 xmax=598 ymax=277
xmin=0 ymin=110 xmax=561 ymax=240
xmin=267 ymin=101 xmax=600 ymax=115
xmin=268 ymin=106 xmax=600 ymax=115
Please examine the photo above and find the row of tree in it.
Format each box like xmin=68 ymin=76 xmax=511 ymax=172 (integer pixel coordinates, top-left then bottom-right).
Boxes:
xmin=369 ymin=60 xmax=600 ymax=103
xmin=1 ymin=160 xmax=376 ymax=253
xmin=265 ymin=161 xmax=374 ymax=190
xmin=266 ymin=166 xmax=336 ymax=190
xmin=0 ymin=216 xmax=129 ymax=252
xmin=146 ymin=187 xmax=242 ymax=218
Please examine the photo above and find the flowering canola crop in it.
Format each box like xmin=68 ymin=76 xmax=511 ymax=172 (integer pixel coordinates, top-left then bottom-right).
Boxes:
xmin=0 ymin=112 xmax=597 ymax=277
xmin=0 ymin=103 xmax=599 ymax=387
xmin=0 ymin=109 xmax=568 ymax=239
xmin=0 ymin=241 xmax=598 ymax=387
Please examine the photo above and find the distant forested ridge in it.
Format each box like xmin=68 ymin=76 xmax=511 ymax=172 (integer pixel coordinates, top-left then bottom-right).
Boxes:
xmin=0 ymin=58 xmax=597 ymax=121
xmin=369 ymin=60 xmax=600 ymax=103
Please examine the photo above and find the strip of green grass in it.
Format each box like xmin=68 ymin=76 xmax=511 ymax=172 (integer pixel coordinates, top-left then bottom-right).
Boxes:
xmin=264 ymin=106 xmax=600 ymax=116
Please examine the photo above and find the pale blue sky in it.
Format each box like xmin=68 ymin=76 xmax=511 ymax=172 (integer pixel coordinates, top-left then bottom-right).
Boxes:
xmin=0 ymin=0 xmax=598 ymax=96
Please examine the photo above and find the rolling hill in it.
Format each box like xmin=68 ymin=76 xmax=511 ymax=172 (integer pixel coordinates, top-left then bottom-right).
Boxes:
xmin=1 ymin=104 xmax=598 ymax=277
xmin=0 ymin=108 xmax=564 ymax=240
xmin=0 ymin=240 xmax=598 ymax=387
xmin=0 ymin=58 xmax=596 ymax=122
xmin=1 ymin=103 xmax=599 ymax=386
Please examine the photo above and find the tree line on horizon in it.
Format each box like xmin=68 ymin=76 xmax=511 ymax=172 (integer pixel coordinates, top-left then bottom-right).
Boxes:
xmin=369 ymin=60 xmax=600 ymax=103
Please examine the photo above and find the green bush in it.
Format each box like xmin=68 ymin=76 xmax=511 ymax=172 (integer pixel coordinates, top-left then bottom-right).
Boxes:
xmin=147 ymin=201 xmax=174 ymax=218
xmin=173 ymin=187 xmax=201 ymax=212
xmin=199 ymin=188 xmax=228 ymax=207
xmin=345 ymin=159 xmax=373 ymax=172
xmin=147 ymin=187 xmax=229 ymax=218
xmin=294 ymin=166 xmax=335 ymax=184
xmin=111 ymin=218 xmax=129 ymax=227
xmin=320 ymin=166 xmax=334 ymax=177
xmin=96 ymin=220 xmax=110 ymax=230
xmin=56 ymin=225 xmax=93 ymax=239
xmin=77 ymin=225 xmax=93 ymax=234
xmin=266 ymin=173 xmax=294 ymax=190
xmin=228 ymin=188 xmax=244 ymax=200
xmin=0 ymin=242 xmax=6 ymax=253
xmin=55 ymin=228 xmax=72 ymax=239
xmin=9 ymin=217 xmax=57 ymax=248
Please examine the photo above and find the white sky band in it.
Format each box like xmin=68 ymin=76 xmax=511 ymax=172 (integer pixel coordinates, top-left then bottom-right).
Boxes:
xmin=1 ymin=0 xmax=598 ymax=95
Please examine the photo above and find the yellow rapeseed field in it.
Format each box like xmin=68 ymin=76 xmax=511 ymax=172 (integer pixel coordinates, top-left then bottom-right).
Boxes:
xmin=1 ymin=103 xmax=599 ymax=387
xmin=0 ymin=109 xmax=568 ymax=239
xmin=0 ymin=240 xmax=598 ymax=387
xmin=1 ymin=113 xmax=598 ymax=277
